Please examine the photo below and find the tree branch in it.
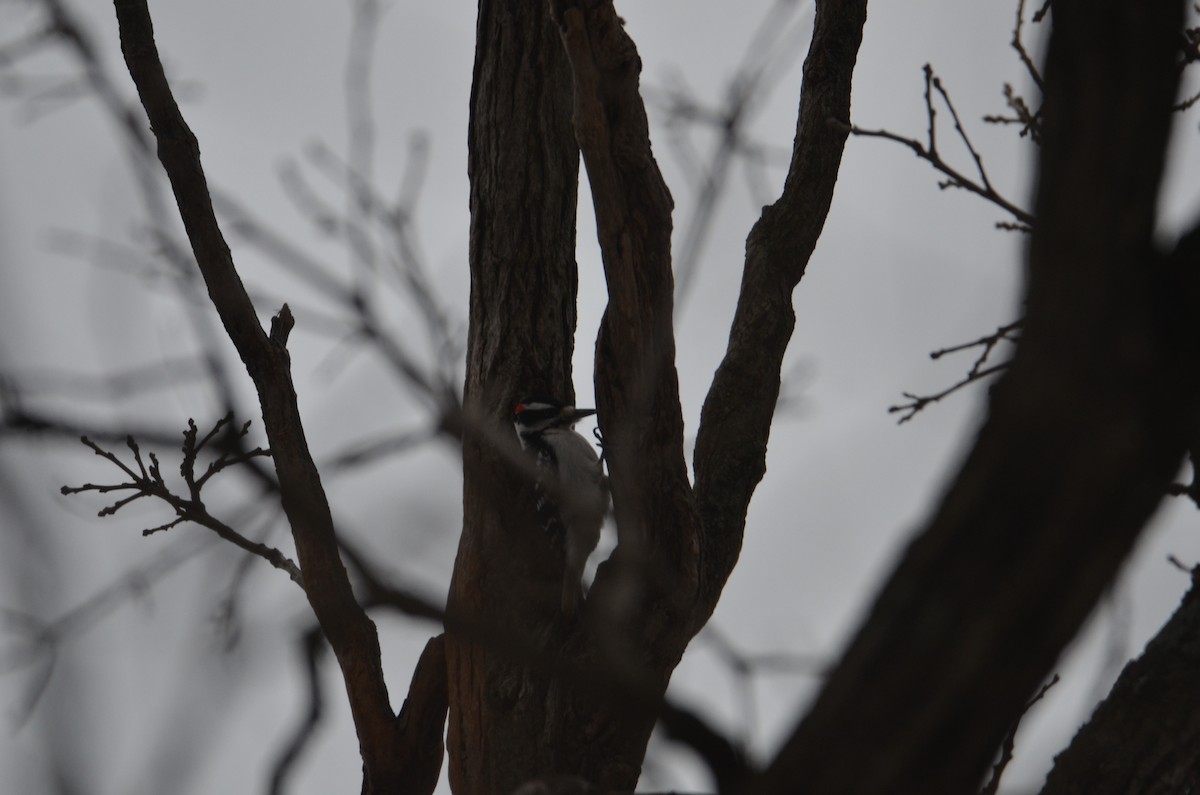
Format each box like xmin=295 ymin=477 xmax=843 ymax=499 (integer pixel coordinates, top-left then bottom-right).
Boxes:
xmin=550 ymin=0 xmax=701 ymax=623
xmin=890 ymin=320 xmax=1022 ymax=423
xmin=692 ymin=0 xmax=869 ymax=617
xmin=111 ymin=1 xmax=410 ymax=788
xmin=58 ymin=420 xmax=299 ymax=584
xmin=845 ymin=65 xmax=1035 ymax=227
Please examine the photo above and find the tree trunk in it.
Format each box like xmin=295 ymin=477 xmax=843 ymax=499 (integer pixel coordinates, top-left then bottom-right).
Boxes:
xmin=445 ymin=0 xmax=587 ymax=792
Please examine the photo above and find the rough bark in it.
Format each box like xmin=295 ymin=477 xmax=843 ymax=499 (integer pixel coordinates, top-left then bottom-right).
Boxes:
xmin=753 ymin=2 xmax=1197 ymax=792
xmin=1040 ymin=566 xmax=1200 ymax=795
xmin=445 ymin=0 xmax=583 ymax=792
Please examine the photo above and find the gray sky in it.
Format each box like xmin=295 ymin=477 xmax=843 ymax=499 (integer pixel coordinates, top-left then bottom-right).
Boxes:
xmin=3 ymin=1 xmax=1200 ymax=793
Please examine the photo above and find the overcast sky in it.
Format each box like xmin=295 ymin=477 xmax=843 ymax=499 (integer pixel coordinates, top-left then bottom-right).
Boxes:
xmin=3 ymin=1 xmax=1200 ymax=793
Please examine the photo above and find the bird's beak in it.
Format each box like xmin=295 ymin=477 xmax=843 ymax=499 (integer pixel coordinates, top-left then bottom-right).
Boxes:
xmin=565 ymin=406 xmax=596 ymax=420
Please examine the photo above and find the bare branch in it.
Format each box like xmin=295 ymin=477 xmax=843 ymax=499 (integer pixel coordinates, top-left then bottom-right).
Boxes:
xmin=845 ymin=65 xmax=1035 ymax=226
xmin=979 ymin=0 xmax=1047 ymax=143
xmin=888 ymin=364 xmax=1008 ymax=423
xmin=0 ymin=403 xmax=182 ymax=448
xmin=60 ymin=420 xmax=298 ymax=584
xmin=1012 ymin=0 xmax=1045 ymax=91
xmin=656 ymin=699 xmax=751 ymax=793
xmin=694 ymin=0 xmax=869 ymax=608
xmin=930 ymin=70 xmax=993 ymax=193
xmin=930 ymin=320 xmax=1023 ymax=365
xmin=392 ymin=634 xmax=450 ymax=795
xmin=983 ymin=83 xmax=1043 ymax=143
xmin=890 ymin=320 xmax=1022 ymax=423
xmin=111 ymin=2 xmax=408 ymax=787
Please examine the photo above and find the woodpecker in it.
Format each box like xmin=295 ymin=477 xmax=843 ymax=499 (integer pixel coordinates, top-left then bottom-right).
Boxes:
xmin=513 ymin=396 xmax=608 ymax=616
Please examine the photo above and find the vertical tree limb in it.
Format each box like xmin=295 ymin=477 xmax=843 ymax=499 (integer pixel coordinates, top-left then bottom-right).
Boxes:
xmin=691 ymin=0 xmax=869 ymax=620
xmin=446 ymin=1 xmax=582 ymax=792
xmin=549 ymin=0 xmax=701 ymax=626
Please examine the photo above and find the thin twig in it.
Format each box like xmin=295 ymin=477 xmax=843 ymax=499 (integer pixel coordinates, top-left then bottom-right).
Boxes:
xmin=930 ymin=70 xmax=993 ymax=193
xmin=59 ymin=418 xmax=299 ymax=585
xmin=845 ymin=65 xmax=1035 ymax=226
xmin=1012 ymin=0 xmax=1045 ymax=91
xmin=891 ymin=320 xmax=1022 ymax=423
xmin=889 ymin=364 xmax=1008 ymax=424
xmin=929 ymin=320 xmax=1023 ymax=370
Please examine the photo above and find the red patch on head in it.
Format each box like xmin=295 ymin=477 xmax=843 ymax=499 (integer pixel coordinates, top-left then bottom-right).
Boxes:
xmin=515 ymin=403 xmax=527 ymax=413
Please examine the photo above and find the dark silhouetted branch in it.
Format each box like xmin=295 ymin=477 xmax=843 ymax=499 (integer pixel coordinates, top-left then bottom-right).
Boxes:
xmin=890 ymin=320 xmax=1021 ymax=423
xmin=846 ymin=65 xmax=1034 ymax=227
xmin=112 ymin=1 xmax=413 ymax=788
xmin=59 ymin=417 xmax=299 ymax=584
xmin=693 ymin=0 xmax=869 ymax=618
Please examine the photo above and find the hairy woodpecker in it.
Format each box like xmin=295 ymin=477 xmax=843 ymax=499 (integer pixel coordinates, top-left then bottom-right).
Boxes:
xmin=513 ymin=396 xmax=608 ymax=616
